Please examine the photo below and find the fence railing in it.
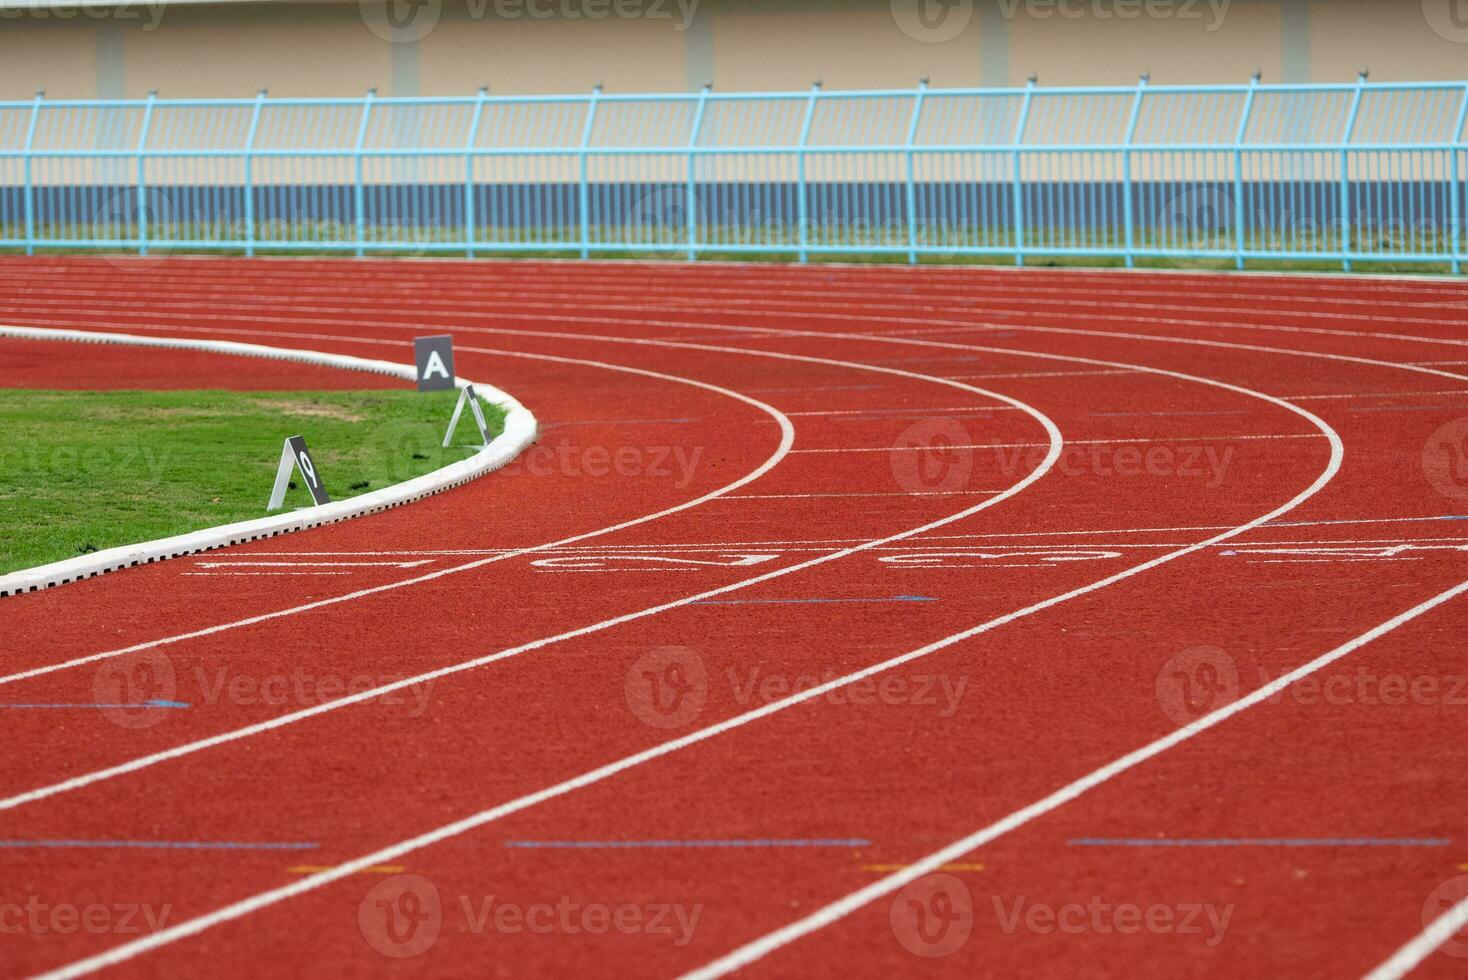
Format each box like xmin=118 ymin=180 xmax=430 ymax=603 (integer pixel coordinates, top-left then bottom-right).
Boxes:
xmin=2 ymin=76 xmax=1466 ymax=271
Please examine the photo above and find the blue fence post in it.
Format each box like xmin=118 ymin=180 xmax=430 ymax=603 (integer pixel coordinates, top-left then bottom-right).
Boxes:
xmin=136 ymin=90 xmax=157 ymax=255
xmin=796 ymin=81 xmax=820 ymax=262
xmin=1451 ymin=83 xmax=1468 ymax=276
xmin=1011 ymin=77 xmax=1036 ymax=267
xmin=465 ymin=86 xmax=488 ymax=258
xmin=22 ymin=90 xmax=41 ymax=256
xmin=1339 ymin=72 xmax=1367 ymax=271
xmin=353 ymin=89 xmax=375 ymax=258
xmin=243 ymin=89 xmax=265 ymax=257
xmin=578 ymin=83 xmax=601 ymax=258
xmin=904 ymin=79 xmax=928 ymax=265
xmin=1233 ymin=73 xmax=1259 ymax=270
xmin=686 ymin=82 xmax=711 ymax=261
xmin=1121 ymin=74 xmax=1147 ymax=268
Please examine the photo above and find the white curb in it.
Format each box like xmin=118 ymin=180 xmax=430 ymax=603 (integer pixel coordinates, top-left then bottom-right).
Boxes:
xmin=0 ymin=325 xmax=538 ymax=598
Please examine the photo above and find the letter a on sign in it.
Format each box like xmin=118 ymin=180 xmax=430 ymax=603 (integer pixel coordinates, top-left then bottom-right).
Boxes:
xmin=415 ymin=335 xmax=456 ymax=392
xmin=267 ymin=435 xmax=332 ymax=510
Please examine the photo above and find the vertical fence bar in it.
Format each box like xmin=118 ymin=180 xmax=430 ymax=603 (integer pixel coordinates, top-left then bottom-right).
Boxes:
xmin=1011 ymin=78 xmax=1036 ymax=266
xmin=686 ymin=83 xmax=711 ymax=261
xmin=136 ymin=90 xmax=157 ymax=255
xmin=796 ymin=82 xmax=820 ymax=262
xmin=1451 ymin=83 xmax=1468 ymax=275
xmin=1233 ymin=73 xmax=1259 ymax=270
xmin=1121 ymin=75 xmax=1147 ymax=267
xmin=353 ymin=89 xmax=375 ymax=257
xmin=464 ymin=86 xmax=487 ymax=257
xmin=243 ymin=89 xmax=265 ymax=257
xmin=904 ymin=79 xmax=928 ymax=264
xmin=578 ymin=84 xmax=600 ymax=258
xmin=1339 ymin=72 xmax=1366 ymax=270
xmin=22 ymin=91 xmax=41 ymax=255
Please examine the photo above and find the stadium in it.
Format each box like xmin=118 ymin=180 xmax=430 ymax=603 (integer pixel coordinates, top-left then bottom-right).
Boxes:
xmin=1 ymin=0 xmax=1467 ymax=976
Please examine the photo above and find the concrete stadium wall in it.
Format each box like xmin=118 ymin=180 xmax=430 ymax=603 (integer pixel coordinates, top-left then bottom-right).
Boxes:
xmin=0 ymin=0 xmax=1463 ymax=101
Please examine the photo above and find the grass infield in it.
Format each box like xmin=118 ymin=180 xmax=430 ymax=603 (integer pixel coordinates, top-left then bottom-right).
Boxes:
xmin=0 ymin=387 xmax=507 ymax=576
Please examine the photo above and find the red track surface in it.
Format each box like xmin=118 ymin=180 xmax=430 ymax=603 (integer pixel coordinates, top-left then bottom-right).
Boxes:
xmin=2 ymin=257 xmax=1467 ymax=979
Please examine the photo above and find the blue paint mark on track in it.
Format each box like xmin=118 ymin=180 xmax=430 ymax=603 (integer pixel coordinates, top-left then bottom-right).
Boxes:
xmin=504 ymin=839 xmax=871 ymax=849
xmin=1068 ymin=838 xmax=1450 ymax=847
xmin=0 ymin=699 xmax=189 ymax=710
xmin=693 ymin=595 xmax=936 ymax=606
xmin=0 ymin=839 xmax=319 ymax=851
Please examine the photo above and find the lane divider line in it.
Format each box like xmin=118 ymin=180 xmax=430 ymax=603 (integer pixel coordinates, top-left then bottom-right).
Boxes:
xmin=862 ymin=863 xmax=984 ymax=873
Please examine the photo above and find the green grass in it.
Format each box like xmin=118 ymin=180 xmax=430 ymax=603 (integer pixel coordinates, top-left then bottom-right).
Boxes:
xmin=0 ymin=387 xmax=506 ymax=575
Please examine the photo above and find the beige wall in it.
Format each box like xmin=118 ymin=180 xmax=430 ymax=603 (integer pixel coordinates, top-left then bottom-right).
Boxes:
xmin=123 ymin=13 xmax=391 ymax=97
xmin=0 ymin=20 xmax=101 ymax=98
xmin=418 ymin=12 xmax=690 ymax=93
xmin=0 ymin=0 xmax=1462 ymax=103
xmin=1006 ymin=0 xmax=1286 ymax=85
xmin=712 ymin=8 xmax=982 ymax=89
xmin=1310 ymin=0 xmax=1468 ymax=83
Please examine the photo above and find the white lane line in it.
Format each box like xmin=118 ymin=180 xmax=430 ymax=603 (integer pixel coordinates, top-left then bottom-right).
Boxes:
xmin=191 ymin=561 xmax=434 ymax=569
xmin=685 ymin=578 xmax=1468 ymax=979
xmin=785 ymin=406 xmax=1016 ymax=417
xmin=1365 ymin=892 xmax=1468 ymax=979
xmin=723 ymin=491 xmax=1003 ymax=499
xmin=180 ymin=572 xmax=356 ymax=577
xmin=228 ymin=535 xmax=1468 ymax=556
xmin=1244 ymin=557 xmax=1426 ymax=564
xmin=0 ymin=346 xmax=1064 ymax=815
xmin=947 ymin=369 xmax=1137 ymax=380
xmin=1283 ymin=389 xmax=1468 ymax=401
xmin=790 ymin=433 xmax=1323 ymax=454
xmin=0 ymin=349 xmax=797 ymax=689
xmin=31 ymin=338 xmax=1341 ymax=980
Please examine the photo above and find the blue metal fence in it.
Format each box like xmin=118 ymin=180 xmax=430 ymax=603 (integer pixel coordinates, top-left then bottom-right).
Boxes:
xmin=1 ymin=76 xmax=1465 ymax=271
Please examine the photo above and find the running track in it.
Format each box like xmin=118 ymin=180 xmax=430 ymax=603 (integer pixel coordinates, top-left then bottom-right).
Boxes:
xmin=1 ymin=257 xmax=1467 ymax=978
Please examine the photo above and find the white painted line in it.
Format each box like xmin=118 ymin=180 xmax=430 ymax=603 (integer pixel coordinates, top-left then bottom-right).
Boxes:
xmin=0 ymin=326 xmax=537 ymax=599
xmin=723 ymin=491 xmax=1003 ymax=499
xmin=947 ymin=369 xmax=1136 ymax=380
xmin=1365 ymin=891 xmax=1468 ymax=979
xmin=1283 ymin=388 xmax=1468 ymax=401
xmin=686 ymin=578 xmax=1468 ymax=979
xmin=785 ymin=406 xmax=1018 ymax=417
xmin=790 ymin=433 xmax=1323 ymax=454
xmin=180 ymin=572 xmax=357 ymax=577
xmin=192 ymin=561 xmax=434 ymax=569
xmin=226 ymin=535 xmax=1468 ymax=556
